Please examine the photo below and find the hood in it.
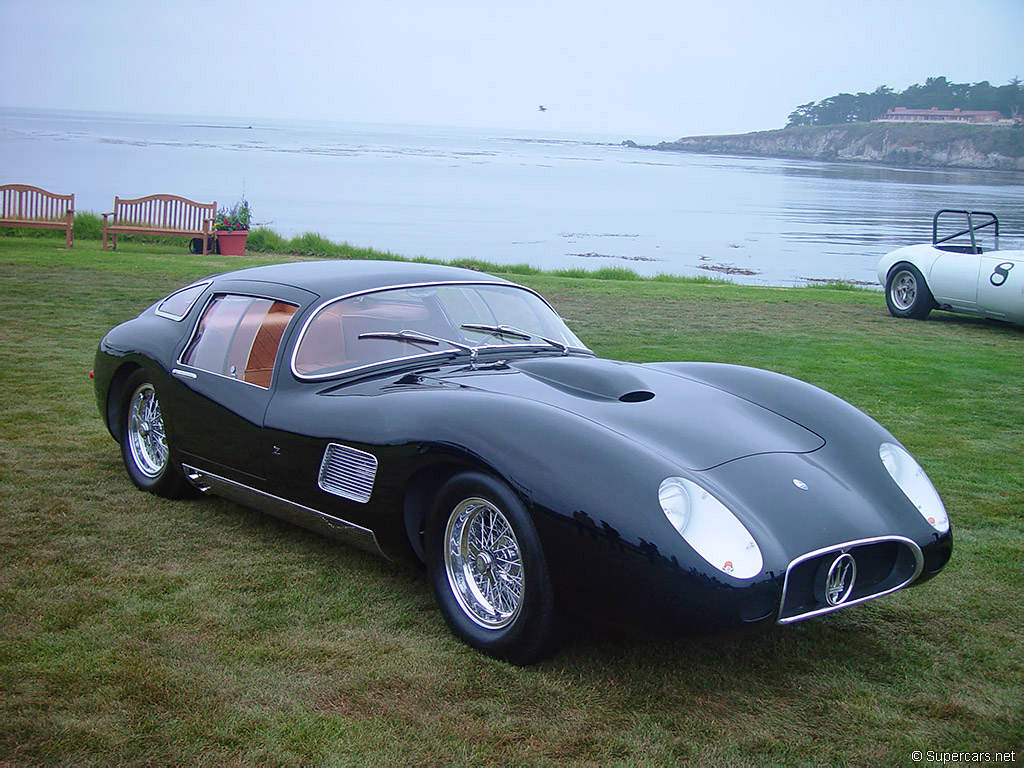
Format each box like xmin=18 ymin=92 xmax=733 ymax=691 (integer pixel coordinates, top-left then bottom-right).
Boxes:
xmin=430 ymin=355 xmax=824 ymax=471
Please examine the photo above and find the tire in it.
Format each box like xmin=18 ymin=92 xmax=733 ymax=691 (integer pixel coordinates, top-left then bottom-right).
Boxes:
xmin=189 ymin=236 xmax=216 ymax=254
xmin=119 ymin=370 xmax=191 ymax=498
xmin=426 ymin=471 xmax=560 ymax=665
xmin=885 ymin=263 xmax=935 ymax=320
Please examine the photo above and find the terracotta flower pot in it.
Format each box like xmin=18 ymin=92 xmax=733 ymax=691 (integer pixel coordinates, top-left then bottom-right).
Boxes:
xmin=217 ymin=230 xmax=248 ymax=256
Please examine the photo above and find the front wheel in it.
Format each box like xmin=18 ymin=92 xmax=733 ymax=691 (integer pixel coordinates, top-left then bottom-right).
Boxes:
xmin=120 ymin=370 xmax=191 ymax=498
xmin=426 ymin=471 xmax=560 ymax=665
xmin=885 ymin=263 xmax=935 ymax=319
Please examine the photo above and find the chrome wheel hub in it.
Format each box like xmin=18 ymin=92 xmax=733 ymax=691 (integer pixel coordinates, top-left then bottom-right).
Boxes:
xmin=473 ymin=551 xmax=493 ymax=574
xmin=127 ymin=383 xmax=168 ymax=478
xmin=891 ymin=270 xmax=917 ymax=310
xmin=444 ymin=497 xmax=524 ymax=629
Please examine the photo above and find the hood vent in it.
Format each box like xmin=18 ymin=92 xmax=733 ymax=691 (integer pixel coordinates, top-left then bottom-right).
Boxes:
xmin=512 ymin=357 xmax=656 ymax=402
xmin=619 ymin=390 xmax=654 ymax=403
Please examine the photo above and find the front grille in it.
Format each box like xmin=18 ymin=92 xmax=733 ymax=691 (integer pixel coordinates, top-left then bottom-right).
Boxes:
xmin=778 ymin=536 xmax=923 ymax=623
xmin=318 ymin=443 xmax=378 ymax=503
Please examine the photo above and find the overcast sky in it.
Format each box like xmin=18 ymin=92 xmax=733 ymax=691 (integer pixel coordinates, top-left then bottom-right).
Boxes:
xmin=2 ymin=0 xmax=1021 ymax=139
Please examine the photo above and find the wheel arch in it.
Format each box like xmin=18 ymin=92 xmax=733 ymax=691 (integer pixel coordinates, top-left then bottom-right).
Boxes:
xmin=885 ymin=258 xmax=908 ymax=283
xmin=401 ymin=453 xmax=501 ymax=564
xmin=104 ymin=362 xmax=143 ymax=441
xmin=878 ymin=244 xmax=942 ymax=287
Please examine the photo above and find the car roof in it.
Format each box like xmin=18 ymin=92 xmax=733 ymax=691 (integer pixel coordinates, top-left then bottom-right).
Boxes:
xmin=212 ymin=259 xmax=514 ymax=298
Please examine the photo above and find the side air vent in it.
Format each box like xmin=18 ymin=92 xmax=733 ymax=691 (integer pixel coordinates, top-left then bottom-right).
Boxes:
xmin=318 ymin=443 xmax=378 ymax=503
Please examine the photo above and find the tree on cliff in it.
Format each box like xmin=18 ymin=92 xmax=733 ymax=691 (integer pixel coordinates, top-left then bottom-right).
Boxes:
xmin=786 ymin=77 xmax=1024 ymax=127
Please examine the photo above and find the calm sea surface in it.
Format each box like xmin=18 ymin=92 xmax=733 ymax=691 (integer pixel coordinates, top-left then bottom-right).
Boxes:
xmin=3 ymin=108 xmax=1023 ymax=287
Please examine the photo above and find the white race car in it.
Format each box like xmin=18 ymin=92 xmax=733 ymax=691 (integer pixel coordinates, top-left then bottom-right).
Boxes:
xmin=878 ymin=210 xmax=1024 ymax=324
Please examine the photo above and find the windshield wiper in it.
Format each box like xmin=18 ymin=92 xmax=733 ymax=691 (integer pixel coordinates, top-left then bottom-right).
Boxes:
xmin=461 ymin=323 xmax=569 ymax=355
xmin=358 ymin=329 xmax=478 ymax=364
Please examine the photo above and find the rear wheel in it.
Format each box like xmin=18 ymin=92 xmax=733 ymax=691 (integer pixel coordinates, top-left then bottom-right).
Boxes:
xmin=885 ymin=263 xmax=935 ymax=319
xmin=426 ymin=471 xmax=560 ymax=665
xmin=120 ymin=370 xmax=190 ymax=498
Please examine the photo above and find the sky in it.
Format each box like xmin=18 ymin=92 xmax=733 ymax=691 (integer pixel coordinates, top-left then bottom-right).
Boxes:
xmin=1 ymin=0 xmax=1022 ymax=140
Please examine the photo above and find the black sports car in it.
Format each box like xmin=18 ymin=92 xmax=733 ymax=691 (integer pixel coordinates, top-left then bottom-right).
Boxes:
xmin=94 ymin=260 xmax=952 ymax=664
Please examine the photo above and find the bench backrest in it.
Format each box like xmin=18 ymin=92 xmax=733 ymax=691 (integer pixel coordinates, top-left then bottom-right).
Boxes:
xmin=113 ymin=194 xmax=215 ymax=229
xmin=1 ymin=184 xmax=74 ymax=221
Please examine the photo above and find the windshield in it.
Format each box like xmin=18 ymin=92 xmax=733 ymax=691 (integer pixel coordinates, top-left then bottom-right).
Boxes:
xmin=292 ymin=282 xmax=587 ymax=379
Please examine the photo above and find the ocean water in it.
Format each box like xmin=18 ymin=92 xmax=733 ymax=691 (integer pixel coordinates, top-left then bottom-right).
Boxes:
xmin=3 ymin=107 xmax=1023 ymax=287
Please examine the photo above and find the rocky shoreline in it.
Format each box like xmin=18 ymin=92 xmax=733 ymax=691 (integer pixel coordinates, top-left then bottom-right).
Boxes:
xmin=627 ymin=123 xmax=1024 ymax=171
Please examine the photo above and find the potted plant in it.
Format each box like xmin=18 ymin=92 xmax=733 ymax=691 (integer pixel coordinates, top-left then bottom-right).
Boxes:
xmin=214 ymin=199 xmax=252 ymax=256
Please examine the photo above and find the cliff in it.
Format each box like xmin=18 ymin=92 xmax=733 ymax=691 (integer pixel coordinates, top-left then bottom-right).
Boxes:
xmin=631 ymin=123 xmax=1024 ymax=171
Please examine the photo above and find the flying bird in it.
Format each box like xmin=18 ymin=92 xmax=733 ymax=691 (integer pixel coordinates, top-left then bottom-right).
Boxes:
xmin=538 ymin=105 xmax=547 ymax=112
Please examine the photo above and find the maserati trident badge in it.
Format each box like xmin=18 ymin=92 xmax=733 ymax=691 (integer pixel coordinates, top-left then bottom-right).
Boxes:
xmin=825 ymin=553 xmax=856 ymax=606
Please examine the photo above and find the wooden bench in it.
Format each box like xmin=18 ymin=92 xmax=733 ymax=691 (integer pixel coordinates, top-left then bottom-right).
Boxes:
xmin=0 ymin=184 xmax=75 ymax=248
xmin=102 ymin=194 xmax=216 ymax=254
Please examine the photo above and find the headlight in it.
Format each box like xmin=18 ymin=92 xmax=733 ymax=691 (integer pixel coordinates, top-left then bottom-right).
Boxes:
xmin=879 ymin=442 xmax=949 ymax=533
xmin=658 ymin=477 xmax=763 ymax=579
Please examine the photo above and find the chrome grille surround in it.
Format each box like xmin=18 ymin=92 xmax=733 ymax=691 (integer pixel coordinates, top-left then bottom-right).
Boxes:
xmin=318 ymin=443 xmax=378 ymax=503
xmin=777 ymin=535 xmax=924 ymax=624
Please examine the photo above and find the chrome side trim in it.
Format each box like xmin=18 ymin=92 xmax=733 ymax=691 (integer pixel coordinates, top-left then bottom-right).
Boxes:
xmin=777 ymin=535 xmax=923 ymax=624
xmin=182 ymin=464 xmax=389 ymax=560
xmin=318 ymin=443 xmax=378 ymax=503
xmin=174 ymin=364 xmax=271 ymax=389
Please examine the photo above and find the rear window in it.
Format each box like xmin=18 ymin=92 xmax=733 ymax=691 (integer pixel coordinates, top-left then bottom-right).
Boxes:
xmin=155 ymin=281 xmax=211 ymax=321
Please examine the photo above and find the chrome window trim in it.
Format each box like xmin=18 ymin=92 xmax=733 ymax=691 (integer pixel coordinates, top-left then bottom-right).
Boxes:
xmin=295 ymin=344 xmax=592 ymax=383
xmin=289 ymin=280 xmax=591 ymax=382
xmin=776 ymin=535 xmax=924 ymax=625
xmin=155 ymin=280 xmax=213 ymax=321
xmin=182 ymin=464 xmax=389 ymax=560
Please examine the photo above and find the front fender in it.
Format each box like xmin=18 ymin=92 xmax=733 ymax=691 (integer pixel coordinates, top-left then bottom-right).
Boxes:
xmin=352 ymin=387 xmax=785 ymax=631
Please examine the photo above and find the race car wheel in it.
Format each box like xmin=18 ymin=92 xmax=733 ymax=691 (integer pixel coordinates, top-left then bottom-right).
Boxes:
xmin=426 ymin=471 xmax=560 ymax=665
xmin=885 ymin=263 xmax=935 ymax=319
xmin=120 ymin=370 xmax=191 ymax=498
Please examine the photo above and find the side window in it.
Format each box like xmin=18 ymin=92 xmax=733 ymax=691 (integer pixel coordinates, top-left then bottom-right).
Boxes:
xmin=181 ymin=294 xmax=298 ymax=388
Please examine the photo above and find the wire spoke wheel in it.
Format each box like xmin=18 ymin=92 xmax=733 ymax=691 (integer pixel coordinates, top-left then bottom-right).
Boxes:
xmin=127 ymin=382 xmax=169 ymax=478
xmin=428 ymin=471 xmax=559 ymax=663
xmin=444 ymin=497 xmax=524 ymax=629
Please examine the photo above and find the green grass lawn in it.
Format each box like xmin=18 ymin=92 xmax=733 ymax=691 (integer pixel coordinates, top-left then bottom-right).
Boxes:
xmin=1 ymin=235 xmax=1021 ymax=766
